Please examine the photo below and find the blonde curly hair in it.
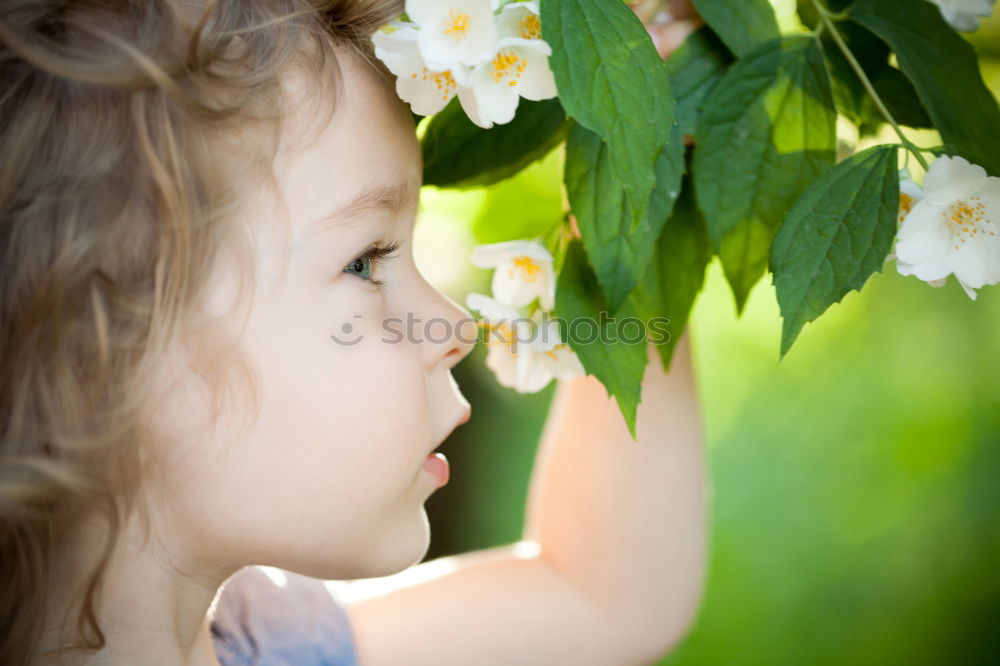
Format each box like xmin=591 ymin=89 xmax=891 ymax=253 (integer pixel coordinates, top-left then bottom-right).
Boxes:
xmin=0 ymin=1 xmax=404 ymax=663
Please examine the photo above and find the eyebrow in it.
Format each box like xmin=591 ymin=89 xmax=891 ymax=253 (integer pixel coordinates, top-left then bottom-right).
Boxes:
xmin=304 ymin=178 xmax=418 ymax=238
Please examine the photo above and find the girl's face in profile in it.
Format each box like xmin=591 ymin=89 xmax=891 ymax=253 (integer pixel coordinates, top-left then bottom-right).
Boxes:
xmin=145 ymin=47 xmax=475 ymax=582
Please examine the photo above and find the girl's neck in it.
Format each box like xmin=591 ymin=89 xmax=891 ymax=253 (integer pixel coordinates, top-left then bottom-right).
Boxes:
xmin=36 ymin=510 xmax=233 ymax=666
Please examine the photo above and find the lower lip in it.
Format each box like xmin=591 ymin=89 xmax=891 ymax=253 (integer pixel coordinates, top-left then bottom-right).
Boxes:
xmin=423 ymin=452 xmax=449 ymax=487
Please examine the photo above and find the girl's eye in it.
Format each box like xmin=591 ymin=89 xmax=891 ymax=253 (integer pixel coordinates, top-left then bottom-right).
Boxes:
xmin=343 ymin=241 xmax=401 ymax=287
xmin=345 ymin=254 xmax=373 ymax=280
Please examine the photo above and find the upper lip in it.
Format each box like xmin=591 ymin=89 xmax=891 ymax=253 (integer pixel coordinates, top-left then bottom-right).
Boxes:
xmin=430 ymin=407 xmax=471 ymax=454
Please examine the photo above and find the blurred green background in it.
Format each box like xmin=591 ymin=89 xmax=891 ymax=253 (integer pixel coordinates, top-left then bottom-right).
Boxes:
xmin=412 ymin=7 xmax=1000 ymax=665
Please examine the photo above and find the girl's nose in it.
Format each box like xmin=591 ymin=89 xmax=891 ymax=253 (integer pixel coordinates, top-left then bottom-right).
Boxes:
xmin=444 ymin=312 xmax=478 ymax=370
xmin=418 ymin=287 xmax=477 ymax=370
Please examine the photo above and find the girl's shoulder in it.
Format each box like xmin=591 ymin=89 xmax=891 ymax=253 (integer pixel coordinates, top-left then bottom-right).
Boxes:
xmin=210 ymin=565 xmax=358 ymax=666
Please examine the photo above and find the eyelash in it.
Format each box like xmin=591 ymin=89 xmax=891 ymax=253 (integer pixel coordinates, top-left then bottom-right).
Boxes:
xmin=343 ymin=240 xmax=401 ymax=288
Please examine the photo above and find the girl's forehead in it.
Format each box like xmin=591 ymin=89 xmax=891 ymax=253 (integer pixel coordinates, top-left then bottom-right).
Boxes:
xmin=267 ymin=53 xmax=421 ymax=238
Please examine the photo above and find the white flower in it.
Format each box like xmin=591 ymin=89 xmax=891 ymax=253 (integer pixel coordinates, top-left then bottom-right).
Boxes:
xmin=886 ymin=168 xmax=947 ymax=288
xmin=372 ymin=21 xmax=468 ymax=116
xmin=457 ymin=39 xmax=556 ymax=128
xmin=896 ymin=168 xmax=924 ymax=226
xmin=405 ymin=0 xmax=498 ymax=71
xmin=495 ymin=0 xmax=544 ymax=41
xmin=457 ymin=2 xmax=556 ymax=128
xmin=892 ymin=155 xmax=1000 ymax=300
xmin=371 ymin=1 xmax=557 ymax=129
xmin=532 ymin=315 xmax=586 ymax=382
xmin=465 ymin=238 xmax=585 ymax=393
xmin=465 ymin=293 xmax=583 ymax=393
xmin=928 ymin=0 xmax=996 ymax=31
xmin=470 ymin=239 xmax=555 ymax=310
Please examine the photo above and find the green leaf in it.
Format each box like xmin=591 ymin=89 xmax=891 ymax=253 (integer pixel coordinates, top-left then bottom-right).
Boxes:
xmin=632 ymin=163 xmax=713 ymax=372
xmin=564 ymin=122 xmax=685 ymax=313
xmin=850 ymin=0 xmax=1000 ymax=177
xmin=691 ymin=0 xmax=780 ymax=58
xmin=771 ymin=144 xmax=899 ymax=358
xmin=421 ymin=98 xmax=570 ymax=189
xmin=795 ymin=0 xmax=846 ymax=29
xmin=666 ymin=26 xmax=732 ymax=140
xmin=541 ymin=0 xmax=675 ymax=229
xmin=792 ymin=13 xmax=931 ymax=135
xmin=819 ymin=36 xmax=932 ymax=131
xmin=862 ymin=66 xmax=933 ymax=131
xmin=814 ymin=19 xmax=890 ymax=120
xmin=554 ymin=240 xmax=649 ymax=439
xmin=693 ymin=35 xmax=837 ymax=315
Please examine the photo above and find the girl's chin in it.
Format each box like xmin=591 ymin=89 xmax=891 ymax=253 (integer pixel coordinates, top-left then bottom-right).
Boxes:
xmin=358 ymin=510 xmax=433 ymax=578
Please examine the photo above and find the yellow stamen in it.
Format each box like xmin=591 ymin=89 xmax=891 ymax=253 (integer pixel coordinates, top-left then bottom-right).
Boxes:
xmin=478 ymin=320 xmax=518 ymax=354
xmin=544 ymin=344 xmax=567 ymax=361
xmin=443 ymin=9 xmax=470 ymax=41
xmin=489 ymin=49 xmax=527 ymax=87
xmin=519 ymin=14 xmax=541 ymax=39
xmin=898 ymin=192 xmax=914 ymax=225
xmin=944 ymin=197 xmax=995 ymax=244
xmin=418 ymin=68 xmax=457 ymax=101
xmin=507 ymin=255 xmax=541 ymax=282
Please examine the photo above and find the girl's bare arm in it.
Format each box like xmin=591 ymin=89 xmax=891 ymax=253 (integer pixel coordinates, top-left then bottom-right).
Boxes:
xmin=342 ymin=328 xmax=708 ymax=665
xmin=524 ymin=326 xmax=708 ymax=652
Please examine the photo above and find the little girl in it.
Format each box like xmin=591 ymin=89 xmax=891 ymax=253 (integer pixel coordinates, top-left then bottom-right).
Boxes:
xmin=0 ymin=1 xmax=708 ymax=664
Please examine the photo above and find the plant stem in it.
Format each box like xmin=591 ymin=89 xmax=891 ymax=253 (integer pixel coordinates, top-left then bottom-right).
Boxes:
xmin=810 ymin=0 xmax=930 ymax=171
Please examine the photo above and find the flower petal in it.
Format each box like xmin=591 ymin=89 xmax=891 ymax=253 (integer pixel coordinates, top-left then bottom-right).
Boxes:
xmin=922 ymin=155 xmax=988 ymax=206
xmin=491 ymin=259 xmax=554 ymax=307
xmin=969 ymin=0 xmax=997 ymax=15
xmin=955 ymin=277 xmax=980 ymax=300
xmin=485 ymin=343 xmax=520 ymax=388
xmin=448 ymin=62 xmax=473 ymax=88
xmin=942 ymin=8 xmax=982 ymax=31
xmin=900 ymin=178 xmax=924 ymax=201
xmin=470 ymin=240 xmax=553 ymax=267
xmin=971 ymin=174 xmax=1000 ymax=209
xmin=538 ymin=270 xmax=555 ymax=310
xmin=895 ymin=200 xmax=953 ymax=262
xmin=514 ymin=348 xmax=553 ymax=393
xmin=527 ymin=316 xmax=563 ymax=352
xmin=929 ymin=0 xmax=996 ymax=31
xmin=405 ymin=0 xmax=465 ymax=27
xmin=373 ymin=23 xmax=467 ymax=114
xmin=895 ymin=255 xmax=952 ymax=282
xmin=464 ymin=40 xmax=553 ymax=125
xmin=544 ymin=345 xmax=585 ymax=380
xmin=372 ymin=24 xmax=421 ymax=76
xmin=496 ymin=1 xmax=542 ymax=41
xmin=514 ymin=46 xmax=557 ymax=101
xmin=412 ymin=0 xmax=497 ymax=70
xmin=465 ymin=292 xmax=523 ymax=321
xmin=470 ymin=241 xmax=555 ymax=311
xmin=939 ymin=179 xmax=1000 ymax=289
xmin=492 ymin=270 xmax=544 ymax=308
xmin=456 ymin=86 xmax=491 ymax=129
xmin=396 ymin=67 xmax=459 ymax=115
xmin=944 ymin=222 xmax=1000 ymax=288
xmin=469 ymin=61 xmax=522 ymax=126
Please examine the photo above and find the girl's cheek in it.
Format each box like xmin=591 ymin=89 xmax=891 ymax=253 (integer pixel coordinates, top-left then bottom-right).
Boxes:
xmin=321 ymin=286 xmax=384 ymax=337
